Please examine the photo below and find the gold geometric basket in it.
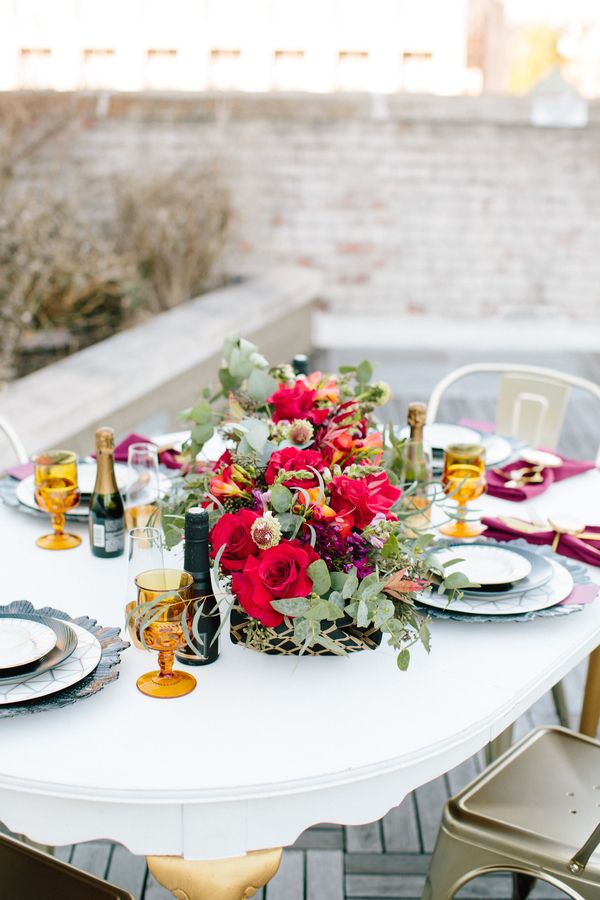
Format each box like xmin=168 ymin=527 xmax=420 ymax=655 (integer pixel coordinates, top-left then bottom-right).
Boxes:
xmin=229 ymin=602 xmax=382 ymax=656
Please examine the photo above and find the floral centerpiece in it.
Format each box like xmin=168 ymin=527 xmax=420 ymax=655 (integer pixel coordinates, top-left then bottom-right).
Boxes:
xmin=163 ymin=337 xmax=465 ymax=669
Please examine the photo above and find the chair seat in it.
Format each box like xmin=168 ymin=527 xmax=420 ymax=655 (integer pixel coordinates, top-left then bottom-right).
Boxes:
xmin=448 ymin=727 xmax=600 ymax=875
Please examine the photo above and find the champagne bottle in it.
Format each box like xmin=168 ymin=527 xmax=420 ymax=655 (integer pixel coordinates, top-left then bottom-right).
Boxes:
xmin=292 ymin=354 xmax=309 ymax=376
xmin=175 ymin=507 xmax=220 ymax=666
xmin=89 ymin=427 xmax=125 ymax=558
xmin=400 ymin=402 xmax=433 ymax=529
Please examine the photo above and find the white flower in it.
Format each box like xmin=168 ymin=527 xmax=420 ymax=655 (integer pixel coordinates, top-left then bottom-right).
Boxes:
xmin=251 ymin=512 xmax=282 ymax=550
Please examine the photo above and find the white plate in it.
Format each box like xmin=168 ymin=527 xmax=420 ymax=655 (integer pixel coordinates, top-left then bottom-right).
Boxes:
xmin=0 ymin=618 xmax=57 ymax=669
xmin=16 ymin=463 xmax=170 ymax=519
xmin=433 ymin=544 xmax=532 ymax=586
xmin=0 ymin=623 xmax=102 ymax=705
xmin=481 ymin=434 xmax=513 ymax=468
xmin=420 ymin=557 xmax=574 ymax=616
xmin=398 ymin=423 xmax=481 ymax=450
xmin=521 ymin=448 xmax=563 ymax=469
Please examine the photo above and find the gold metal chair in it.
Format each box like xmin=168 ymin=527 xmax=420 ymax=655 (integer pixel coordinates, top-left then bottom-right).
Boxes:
xmin=423 ymin=727 xmax=600 ymax=900
xmin=0 ymin=832 xmax=134 ymax=899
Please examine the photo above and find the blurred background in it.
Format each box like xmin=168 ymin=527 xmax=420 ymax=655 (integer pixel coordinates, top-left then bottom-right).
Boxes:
xmin=1 ymin=0 xmax=599 ymax=442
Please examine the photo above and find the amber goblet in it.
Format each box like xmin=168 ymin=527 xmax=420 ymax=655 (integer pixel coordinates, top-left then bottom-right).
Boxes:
xmin=134 ymin=568 xmax=196 ymax=699
xmin=439 ymin=443 xmax=487 ymax=538
xmin=33 ymin=451 xmax=81 ymax=550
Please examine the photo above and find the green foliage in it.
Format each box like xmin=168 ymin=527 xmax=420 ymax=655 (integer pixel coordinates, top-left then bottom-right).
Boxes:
xmin=308 ymin=558 xmax=332 ymax=596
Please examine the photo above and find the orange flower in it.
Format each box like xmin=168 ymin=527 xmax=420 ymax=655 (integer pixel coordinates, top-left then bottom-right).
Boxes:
xmin=209 ymin=464 xmax=252 ymax=500
xmin=383 ymin=570 xmax=430 ymax=600
xmin=306 ymin=371 xmax=341 ymax=405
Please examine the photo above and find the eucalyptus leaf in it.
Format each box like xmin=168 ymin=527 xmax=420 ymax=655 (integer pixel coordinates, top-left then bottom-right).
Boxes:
xmin=381 ymin=533 xmax=399 ymax=559
xmin=271 ymin=597 xmax=310 ymax=616
xmin=270 ymin=483 xmax=293 ymax=513
xmin=247 ymin=368 xmax=277 ymax=404
xmin=191 ymin=423 xmax=214 ymax=445
xmin=397 ymin=648 xmax=410 ymax=671
xmin=341 ymin=571 xmax=359 ymax=599
xmin=316 ymin=634 xmax=347 ymax=656
xmin=442 ymin=572 xmax=472 ymax=590
xmin=308 ymin=559 xmax=331 ymax=596
xmin=218 ymin=367 xmax=238 ymax=393
xmin=356 ymin=360 xmax=373 ymax=384
xmin=330 ymin=572 xmax=348 ymax=592
xmin=245 ymin=420 xmax=269 ymax=452
xmin=357 ymin=597 xmax=369 ymax=628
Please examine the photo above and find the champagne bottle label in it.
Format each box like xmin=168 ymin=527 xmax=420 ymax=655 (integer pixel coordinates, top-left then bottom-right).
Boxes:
xmin=92 ymin=520 xmax=124 ymax=552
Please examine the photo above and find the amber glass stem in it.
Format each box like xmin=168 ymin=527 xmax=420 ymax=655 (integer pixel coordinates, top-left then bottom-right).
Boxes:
xmin=51 ymin=511 xmax=65 ymax=536
xmin=156 ymin=650 xmax=175 ymax=683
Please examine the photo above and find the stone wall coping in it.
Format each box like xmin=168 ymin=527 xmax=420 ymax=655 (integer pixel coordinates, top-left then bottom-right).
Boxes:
xmin=6 ymin=89 xmax=600 ymax=127
xmin=0 ymin=267 xmax=321 ymax=466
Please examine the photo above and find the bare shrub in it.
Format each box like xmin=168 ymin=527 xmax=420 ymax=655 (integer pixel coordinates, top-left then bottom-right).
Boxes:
xmin=0 ymin=194 xmax=139 ymax=384
xmin=116 ymin=165 xmax=231 ymax=312
xmin=0 ymin=96 xmax=231 ymax=384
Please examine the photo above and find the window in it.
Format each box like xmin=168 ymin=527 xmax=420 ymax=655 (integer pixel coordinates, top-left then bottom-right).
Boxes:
xmin=145 ymin=49 xmax=179 ymax=89
xmin=208 ymin=49 xmax=242 ymax=90
xmin=400 ymin=51 xmax=434 ymax=93
xmin=337 ymin=50 xmax=370 ymax=91
xmin=19 ymin=48 xmax=53 ymax=89
xmin=272 ymin=50 xmax=305 ymax=91
xmin=82 ymin=48 xmax=117 ymax=89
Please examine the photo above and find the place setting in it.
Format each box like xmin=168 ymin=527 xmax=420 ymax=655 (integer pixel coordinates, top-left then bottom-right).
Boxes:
xmin=0 ymin=600 xmax=128 ymax=719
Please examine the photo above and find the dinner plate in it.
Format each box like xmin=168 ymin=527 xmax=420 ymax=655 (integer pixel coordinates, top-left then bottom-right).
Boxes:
xmin=398 ymin=423 xmax=481 ymax=451
xmin=0 ymin=622 xmax=101 ymax=705
xmin=0 ymin=616 xmax=77 ymax=683
xmin=461 ymin=547 xmax=553 ymax=598
xmin=480 ymin=433 xmax=513 ymax=469
xmin=432 ymin=543 xmax=532 ymax=587
xmin=15 ymin=463 xmax=171 ymax=520
xmin=0 ymin=616 xmax=57 ymax=669
xmin=419 ymin=557 xmax=573 ymax=616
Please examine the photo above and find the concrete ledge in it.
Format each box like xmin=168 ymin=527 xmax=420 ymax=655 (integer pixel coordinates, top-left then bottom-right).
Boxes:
xmin=0 ymin=268 xmax=321 ymax=467
xmin=314 ymin=313 xmax=600 ymax=353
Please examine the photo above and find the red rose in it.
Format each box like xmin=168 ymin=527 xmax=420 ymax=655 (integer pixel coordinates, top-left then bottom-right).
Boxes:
xmin=268 ymin=381 xmax=328 ymax=426
xmin=210 ymin=509 xmax=260 ymax=573
xmin=328 ymin=471 xmax=401 ymax=531
xmin=265 ymin=447 xmax=326 ymax=490
xmin=232 ymin=539 xmax=319 ymax=627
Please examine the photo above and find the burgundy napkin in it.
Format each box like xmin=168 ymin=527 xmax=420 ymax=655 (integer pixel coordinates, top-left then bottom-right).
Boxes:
xmin=482 ymin=517 xmax=600 ymax=567
xmin=486 ymin=453 xmax=595 ymax=502
xmin=112 ymin=433 xmax=184 ymax=470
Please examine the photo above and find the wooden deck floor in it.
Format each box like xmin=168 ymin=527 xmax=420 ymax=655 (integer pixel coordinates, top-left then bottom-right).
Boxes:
xmin=4 ymin=347 xmax=600 ymax=899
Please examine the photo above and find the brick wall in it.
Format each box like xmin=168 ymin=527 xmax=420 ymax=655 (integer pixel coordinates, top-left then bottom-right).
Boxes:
xmin=20 ymin=91 xmax=600 ymax=320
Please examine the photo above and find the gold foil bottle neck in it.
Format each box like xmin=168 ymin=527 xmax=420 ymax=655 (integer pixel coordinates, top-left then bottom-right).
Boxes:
xmin=407 ymin=402 xmax=427 ymax=430
xmin=95 ymin=427 xmax=115 ymax=452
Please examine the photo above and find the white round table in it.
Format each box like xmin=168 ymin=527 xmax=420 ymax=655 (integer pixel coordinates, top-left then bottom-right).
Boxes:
xmin=0 ymin=467 xmax=599 ymax=892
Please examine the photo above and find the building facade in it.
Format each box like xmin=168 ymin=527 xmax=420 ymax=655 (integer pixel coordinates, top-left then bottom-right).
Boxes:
xmin=0 ymin=0 xmax=471 ymax=94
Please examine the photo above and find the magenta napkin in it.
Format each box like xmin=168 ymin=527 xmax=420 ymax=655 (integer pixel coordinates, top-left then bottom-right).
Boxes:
xmin=486 ymin=453 xmax=595 ymax=502
xmin=5 ymin=461 xmax=34 ymax=480
xmin=458 ymin=417 xmax=496 ymax=434
xmin=112 ymin=433 xmax=183 ymax=470
xmin=560 ymin=584 xmax=598 ymax=606
xmin=482 ymin=517 xmax=600 ymax=567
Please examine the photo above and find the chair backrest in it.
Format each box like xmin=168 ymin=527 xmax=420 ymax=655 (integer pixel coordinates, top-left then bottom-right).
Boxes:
xmin=426 ymin=363 xmax=600 ymax=465
xmin=0 ymin=833 xmax=134 ymax=899
xmin=0 ymin=413 xmax=28 ymax=464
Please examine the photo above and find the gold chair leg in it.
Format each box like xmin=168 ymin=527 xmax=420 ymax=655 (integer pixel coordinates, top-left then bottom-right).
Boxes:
xmin=551 ymin=681 xmax=570 ymax=728
xmin=485 ymin=724 xmax=514 ymax=765
xmin=580 ymin=646 xmax=600 ymax=737
xmin=147 ymin=848 xmax=283 ymax=900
